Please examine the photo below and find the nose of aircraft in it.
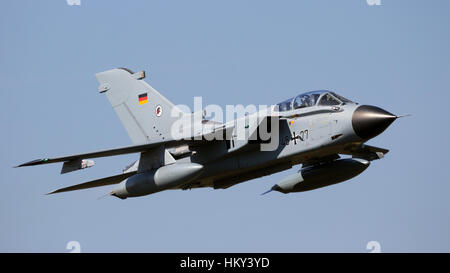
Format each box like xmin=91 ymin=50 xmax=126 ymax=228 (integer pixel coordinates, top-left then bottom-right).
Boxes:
xmin=352 ymin=105 xmax=397 ymax=140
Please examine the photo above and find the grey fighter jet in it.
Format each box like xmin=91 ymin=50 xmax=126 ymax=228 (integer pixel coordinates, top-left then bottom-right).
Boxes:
xmin=16 ymin=68 xmax=405 ymax=199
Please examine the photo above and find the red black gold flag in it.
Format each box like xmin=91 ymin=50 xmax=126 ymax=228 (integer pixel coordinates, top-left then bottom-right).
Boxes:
xmin=138 ymin=93 xmax=148 ymax=105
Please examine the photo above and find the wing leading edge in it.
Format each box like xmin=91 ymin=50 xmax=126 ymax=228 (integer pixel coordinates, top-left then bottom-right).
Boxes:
xmin=15 ymin=139 xmax=202 ymax=168
xmin=15 ymin=122 xmax=235 ymax=168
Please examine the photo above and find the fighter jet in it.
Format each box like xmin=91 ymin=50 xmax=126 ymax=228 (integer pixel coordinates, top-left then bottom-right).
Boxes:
xmin=16 ymin=68 xmax=406 ymax=199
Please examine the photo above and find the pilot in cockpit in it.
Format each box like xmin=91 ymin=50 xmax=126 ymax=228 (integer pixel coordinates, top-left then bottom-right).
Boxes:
xmin=300 ymin=95 xmax=310 ymax=108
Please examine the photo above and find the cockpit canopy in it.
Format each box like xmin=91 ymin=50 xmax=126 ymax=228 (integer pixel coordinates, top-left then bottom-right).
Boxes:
xmin=275 ymin=90 xmax=352 ymax=112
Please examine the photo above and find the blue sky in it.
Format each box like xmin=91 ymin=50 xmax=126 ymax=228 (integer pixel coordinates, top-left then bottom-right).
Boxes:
xmin=1 ymin=0 xmax=449 ymax=252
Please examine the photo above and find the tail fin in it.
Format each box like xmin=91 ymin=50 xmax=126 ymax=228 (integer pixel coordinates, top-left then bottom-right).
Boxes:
xmin=96 ymin=68 xmax=185 ymax=144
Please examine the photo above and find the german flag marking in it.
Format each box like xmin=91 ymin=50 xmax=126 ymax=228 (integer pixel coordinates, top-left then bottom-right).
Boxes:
xmin=138 ymin=93 xmax=148 ymax=105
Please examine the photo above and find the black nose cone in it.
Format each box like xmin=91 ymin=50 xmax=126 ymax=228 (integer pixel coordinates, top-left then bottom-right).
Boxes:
xmin=352 ymin=105 xmax=397 ymax=140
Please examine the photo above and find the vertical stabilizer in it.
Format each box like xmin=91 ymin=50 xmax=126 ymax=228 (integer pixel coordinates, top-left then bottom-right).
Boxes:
xmin=96 ymin=68 xmax=185 ymax=144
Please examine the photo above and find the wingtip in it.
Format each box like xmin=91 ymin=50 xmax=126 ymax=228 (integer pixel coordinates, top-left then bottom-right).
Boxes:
xmin=15 ymin=159 xmax=48 ymax=168
xmin=14 ymin=162 xmax=32 ymax=168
